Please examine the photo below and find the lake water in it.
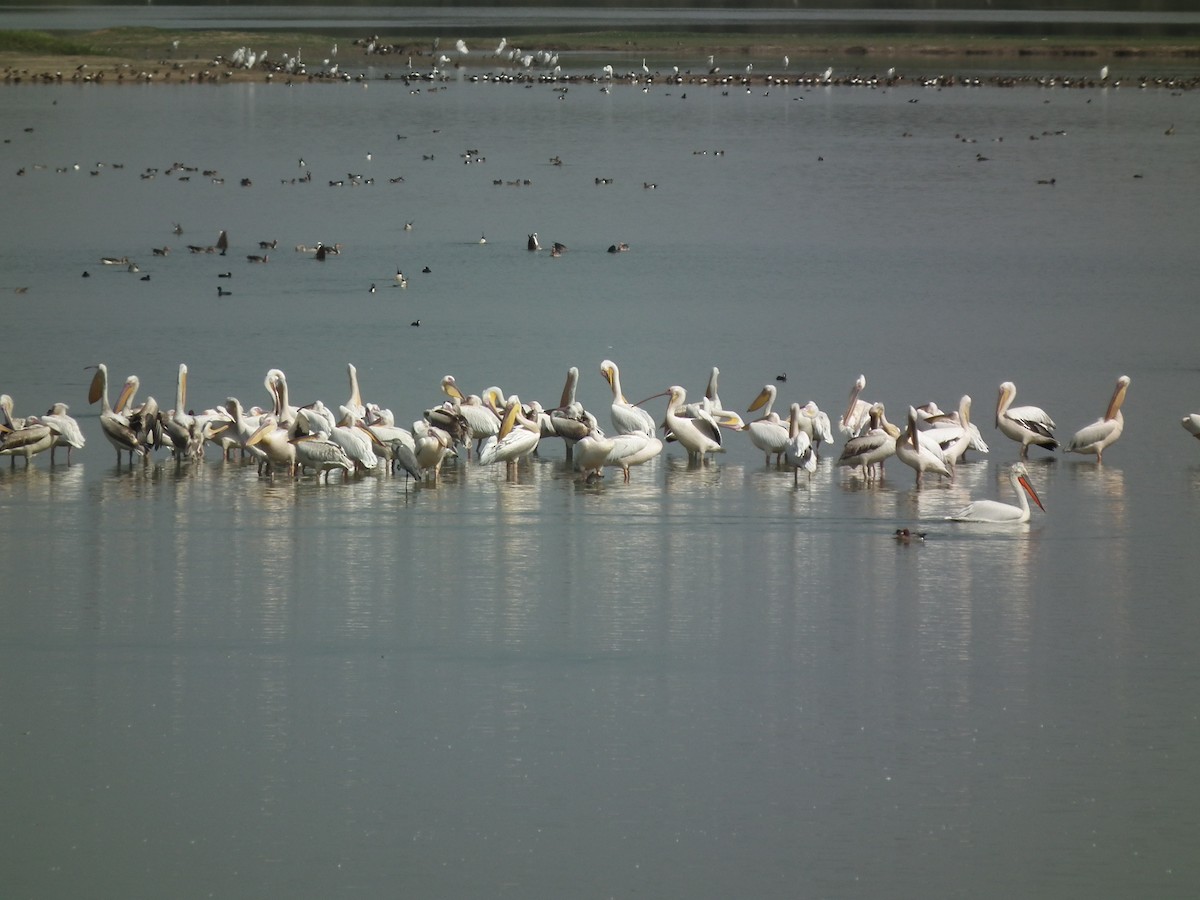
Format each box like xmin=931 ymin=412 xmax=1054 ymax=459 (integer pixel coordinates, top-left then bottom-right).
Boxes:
xmin=3 ymin=46 xmax=1200 ymax=899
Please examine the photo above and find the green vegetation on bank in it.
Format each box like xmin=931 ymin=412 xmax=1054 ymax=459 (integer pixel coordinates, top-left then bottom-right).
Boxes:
xmin=0 ymin=30 xmax=98 ymax=55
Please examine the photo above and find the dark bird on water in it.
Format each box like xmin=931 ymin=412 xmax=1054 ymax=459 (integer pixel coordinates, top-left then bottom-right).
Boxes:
xmin=411 ymin=319 xmax=421 ymax=327
xmin=776 ymin=373 xmax=787 ymax=383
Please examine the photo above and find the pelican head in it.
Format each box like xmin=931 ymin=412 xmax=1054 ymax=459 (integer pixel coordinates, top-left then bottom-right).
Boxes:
xmin=996 ymin=381 xmax=1017 ymax=427
xmin=1106 ymin=375 xmax=1131 ymax=420
xmin=1011 ymin=462 xmax=1046 ymax=511
xmin=86 ymin=364 xmax=108 ymax=406
xmin=747 ymin=384 xmax=776 ymax=414
xmin=498 ymin=396 xmax=524 ymax=438
xmin=558 ymin=366 xmax=580 ymax=408
xmin=843 ymin=374 xmax=866 ymax=426
xmin=114 ymin=376 xmax=139 ymax=413
xmin=600 ymin=359 xmax=622 ymax=396
xmin=442 ymin=375 xmax=466 ymax=401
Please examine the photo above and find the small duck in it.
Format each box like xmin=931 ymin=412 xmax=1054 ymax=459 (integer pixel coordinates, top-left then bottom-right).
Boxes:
xmin=894 ymin=528 xmax=926 ymax=544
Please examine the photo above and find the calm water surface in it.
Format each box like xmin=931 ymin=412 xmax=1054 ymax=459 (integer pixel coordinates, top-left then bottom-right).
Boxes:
xmin=2 ymin=64 xmax=1200 ymax=899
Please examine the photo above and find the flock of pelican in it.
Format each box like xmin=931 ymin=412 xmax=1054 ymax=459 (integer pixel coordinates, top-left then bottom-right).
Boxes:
xmin=0 ymin=362 xmax=1165 ymax=524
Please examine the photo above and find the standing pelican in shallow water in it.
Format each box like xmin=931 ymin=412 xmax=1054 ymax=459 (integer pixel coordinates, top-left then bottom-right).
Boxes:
xmin=784 ymin=403 xmax=817 ymax=483
xmin=603 ymin=431 xmax=663 ymax=482
xmin=693 ymin=366 xmax=744 ymax=430
xmin=479 ymin=396 xmax=541 ymax=476
xmin=837 ymin=404 xmax=897 ymax=480
xmin=40 ymin=403 xmax=86 ymax=464
xmin=948 ymin=462 xmax=1045 ymax=524
xmin=996 ymin=381 xmax=1057 ymax=458
xmin=840 ymin=374 xmax=873 ymax=437
xmin=163 ymin=363 xmax=202 ymax=461
xmin=87 ymin=364 xmax=144 ymax=464
xmin=895 ymin=406 xmax=952 ymax=487
xmin=600 ymin=360 xmax=656 ymax=437
xmin=662 ymin=385 xmax=723 ymax=464
xmin=744 ymin=384 xmax=788 ymax=465
xmin=1064 ymin=375 xmax=1129 ymax=463
xmin=441 ymin=375 xmax=501 ymax=457
xmin=0 ymin=418 xmax=54 ymax=466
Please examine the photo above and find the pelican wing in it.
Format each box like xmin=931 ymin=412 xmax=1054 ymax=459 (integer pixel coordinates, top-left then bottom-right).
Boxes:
xmin=612 ymin=402 xmax=655 ymax=437
xmin=0 ymin=423 xmax=53 ymax=452
xmin=1065 ymin=414 xmax=1122 ymax=454
xmin=1006 ymin=404 xmax=1056 ymax=436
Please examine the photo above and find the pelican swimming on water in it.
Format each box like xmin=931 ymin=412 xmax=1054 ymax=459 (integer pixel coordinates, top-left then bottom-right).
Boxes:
xmin=948 ymin=462 xmax=1045 ymax=524
xmin=1064 ymin=375 xmax=1129 ymax=463
xmin=996 ymin=381 xmax=1058 ymax=458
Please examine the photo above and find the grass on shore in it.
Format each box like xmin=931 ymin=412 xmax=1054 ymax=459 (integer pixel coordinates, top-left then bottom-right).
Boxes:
xmin=0 ymin=30 xmax=97 ymax=56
